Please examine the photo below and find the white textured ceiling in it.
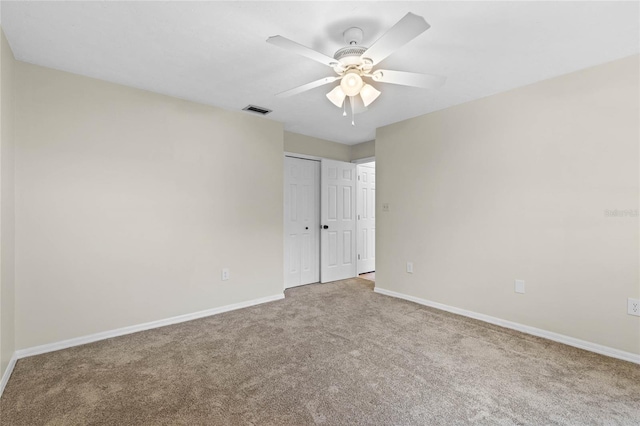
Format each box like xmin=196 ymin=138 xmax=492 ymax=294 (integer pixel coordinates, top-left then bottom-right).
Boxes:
xmin=1 ymin=1 xmax=639 ymax=145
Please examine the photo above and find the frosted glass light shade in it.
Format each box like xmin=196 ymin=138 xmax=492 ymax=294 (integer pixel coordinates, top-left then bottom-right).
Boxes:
xmin=340 ymin=71 xmax=364 ymax=96
xmin=359 ymin=83 xmax=381 ymax=107
xmin=326 ymin=85 xmax=346 ymax=107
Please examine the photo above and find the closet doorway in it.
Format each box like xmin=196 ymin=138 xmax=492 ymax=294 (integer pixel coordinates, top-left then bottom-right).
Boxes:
xmin=356 ymin=161 xmax=375 ymax=275
xmin=284 ymin=154 xmax=368 ymax=288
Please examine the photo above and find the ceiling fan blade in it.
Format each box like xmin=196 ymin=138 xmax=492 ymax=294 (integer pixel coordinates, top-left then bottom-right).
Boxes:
xmin=361 ymin=13 xmax=430 ymax=65
xmin=372 ymin=69 xmax=446 ymax=89
xmin=277 ymin=76 xmax=340 ymax=97
xmin=267 ymin=35 xmax=337 ymax=67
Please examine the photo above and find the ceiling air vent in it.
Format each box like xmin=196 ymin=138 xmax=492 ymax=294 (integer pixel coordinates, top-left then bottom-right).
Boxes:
xmin=242 ymin=105 xmax=272 ymax=115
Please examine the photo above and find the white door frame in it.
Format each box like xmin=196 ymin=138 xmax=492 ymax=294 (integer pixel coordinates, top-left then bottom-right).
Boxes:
xmin=351 ymin=156 xmax=375 ymax=164
xmin=283 ymin=153 xmax=372 ymax=287
xmin=285 ymin=152 xmax=326 ymax=161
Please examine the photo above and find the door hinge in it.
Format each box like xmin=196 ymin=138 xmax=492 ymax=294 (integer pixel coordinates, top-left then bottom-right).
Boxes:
xmin=358 ymin=214 xmax=360 ymax=220
xmin=358 ymin=175 xmax=360 ymax=180
xmin=358 ymin=254 xmax=361 ymax=260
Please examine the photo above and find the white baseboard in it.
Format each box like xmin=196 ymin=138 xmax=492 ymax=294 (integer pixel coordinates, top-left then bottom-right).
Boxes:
xmin=15 ymin=293 xmax=285 ymax=360
xmin=0 ymin=353 xmax=17 ymax=398
xmin=374 ymin=287 xmax=640 ymax=365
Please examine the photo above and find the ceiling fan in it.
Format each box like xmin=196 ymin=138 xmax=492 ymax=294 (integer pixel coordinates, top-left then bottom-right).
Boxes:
xmin=267 ymin=13 xmax=446 ymax=124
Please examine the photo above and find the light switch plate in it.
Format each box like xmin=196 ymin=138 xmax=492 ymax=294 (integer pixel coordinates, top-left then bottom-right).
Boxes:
xmin=406 ymin=262 xmax=413 ymax=273
xmin=515 ymin=279 xmax=525 ymax=294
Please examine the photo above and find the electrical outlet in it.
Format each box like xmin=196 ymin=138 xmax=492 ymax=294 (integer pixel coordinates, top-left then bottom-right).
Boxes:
xmin=406 ymin=262 xmax=413 ymax=273
xmin=221 ymin=268 xmax=230 ymax=281
xmin=628 ymin=298 xmax=640 ymax=316
xmin=382 ymin=203 xmax=390 ymax=212
xmin=515 ymin=279 xmax=525 ymax=294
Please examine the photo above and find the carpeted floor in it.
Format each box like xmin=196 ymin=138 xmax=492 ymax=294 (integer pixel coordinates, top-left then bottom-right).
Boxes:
xmin=1 ymin=278 xmax=639 ymax=425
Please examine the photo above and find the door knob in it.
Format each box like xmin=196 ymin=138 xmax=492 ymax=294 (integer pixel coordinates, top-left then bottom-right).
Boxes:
xmin=323 ymin=225 xmax=329 ymax=229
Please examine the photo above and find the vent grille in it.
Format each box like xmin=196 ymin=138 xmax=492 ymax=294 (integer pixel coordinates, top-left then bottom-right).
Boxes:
xmin=242 ymin=105 xmax=272 ymax=115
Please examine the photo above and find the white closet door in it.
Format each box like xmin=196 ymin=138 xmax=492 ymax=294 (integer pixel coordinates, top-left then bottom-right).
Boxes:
xmin=321 ymin=159 xmax=356 ymax=283
xmin=284 ymin=157 xmax=320 ymax=289
xmin=357 ymin=163 xmax=376 ymax=274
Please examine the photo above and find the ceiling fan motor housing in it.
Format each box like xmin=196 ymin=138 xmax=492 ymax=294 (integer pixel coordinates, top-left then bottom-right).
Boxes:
xmin=333 ymin=46 xmax=367 ymax=66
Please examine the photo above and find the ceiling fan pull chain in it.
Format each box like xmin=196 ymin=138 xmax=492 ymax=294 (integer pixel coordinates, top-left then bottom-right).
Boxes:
xmin=350 ymin=96 xmax=355 ymax=126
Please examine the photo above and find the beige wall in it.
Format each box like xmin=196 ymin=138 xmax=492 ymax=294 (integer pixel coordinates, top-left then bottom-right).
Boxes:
xmin=14 ymin=63 xmax=284 ymax=349
xmin=351 ymin=140 xmax=375 ymax=161
xmin=5 ymin=40 xmax=634 ymax=363
xmin=0 ymin=29 xmax=16 ymax=380
xmin=284 ymin=131 xmax=351 ymax=162
xmin=376 ymin=55 xmax=640 ymax=355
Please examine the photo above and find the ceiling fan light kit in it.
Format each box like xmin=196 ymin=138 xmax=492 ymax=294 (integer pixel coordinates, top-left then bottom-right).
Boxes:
xmin=326 ymin=85 xmax=347 ymax=108
xmin=267 ymin=12 xmax=446 ymax=125
xmin=359 ymin=84 xmax=381 ymax=107
xmin=341 ymin=70 xmax=364 ymax=96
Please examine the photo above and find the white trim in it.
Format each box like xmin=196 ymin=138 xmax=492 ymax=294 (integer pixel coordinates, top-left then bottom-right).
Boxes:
xmin=0 ymin=353 xmax=17 ymax=398
xmin=15 ymin=293 xmax=285 ymax=360
xmin=284 ymin=152 xmax=323 ymax=162
xmin=374 ymin=287 xmax=640 ymax=365
xmin=351 ymin=156 xmax=375 ymax=164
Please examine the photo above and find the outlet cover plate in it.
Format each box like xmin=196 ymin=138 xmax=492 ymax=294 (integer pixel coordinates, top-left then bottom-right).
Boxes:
xmin=221 ymin=268 xmax=230 ymax=281
xmin=515 ymin=279 xmax=525 ymax=294
xmin=628 ymin=298 xmax=640 ymax=316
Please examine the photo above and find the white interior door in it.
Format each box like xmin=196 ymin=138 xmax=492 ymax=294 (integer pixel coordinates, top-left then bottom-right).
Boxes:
xmin=284 ymin=157 xmax=320 ymax=288
xmin=357 ymin=163 xmax=375 ymax=274
xmin=321 ymin=159 xmax=356 ymax=283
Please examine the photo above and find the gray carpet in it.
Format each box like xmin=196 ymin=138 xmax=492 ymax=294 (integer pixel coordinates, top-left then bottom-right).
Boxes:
xmin=1 ymin=278 xmax=639 ymax=425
